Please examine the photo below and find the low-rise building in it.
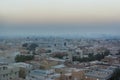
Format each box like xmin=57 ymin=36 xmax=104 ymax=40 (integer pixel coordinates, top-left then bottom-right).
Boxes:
xmin=13 ymin=62 xmax=33 ymax=78
xmin=26 ymin=69 xmax=59 ymax=80
xmin=0 ymin=63 xmax=19 ymax=80
xmin=85 ymin=68 xmax=113 ymax=80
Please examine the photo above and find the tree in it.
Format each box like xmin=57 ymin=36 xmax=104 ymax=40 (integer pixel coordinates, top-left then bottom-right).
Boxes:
xmin=116 ymin=49 xmax=120 ymax=55
xmin=46 ymin=50 xmax=51 ymax=53
xmin=110 ymin=68 xmax=120 ymax=80
xmin=53 ymin=53 xmax=68 ymax=59
xmin=15 ymin=55 xmax=34 ymax=62
xmin=72 ymin=51 xmax=110 ymax=62
xmin=22 ymin=43 xmax=28 ymax=47
xmin=64 ymin=42 xmax=67 ymax=46
xmin=88 ymin=53 xmax=95 ymax=61
xmin=104 ymin=49 xmax=110 ymax=56
xmin=27 ymin=43 xmax=38 ymax=51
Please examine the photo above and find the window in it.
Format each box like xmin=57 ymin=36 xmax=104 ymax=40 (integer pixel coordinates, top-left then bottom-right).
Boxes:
xmin=3 ymin=67 xmax=6 ymax=70
xmin=15 ymin=72 xmax=17 ymax=75
xmin=6 ymin=74 xmax=8 ymax=77
xmin=69 ymin=76 xmax=72 ymax=79
xmin=3 ymin=74 xmax=5 ymax=77
xmin=77 ymin=52 xmax=80 ymax=55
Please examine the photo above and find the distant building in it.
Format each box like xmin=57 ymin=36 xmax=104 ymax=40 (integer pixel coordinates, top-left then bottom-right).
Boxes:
xmin=70 ymin=48 xmax=84 ymax=58
xmin=102 ymin=55 xmax=120 ymax=64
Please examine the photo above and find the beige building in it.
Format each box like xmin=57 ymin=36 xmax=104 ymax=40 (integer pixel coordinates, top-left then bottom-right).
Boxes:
xmin=55 ymin=68 xmax=86 ymax=80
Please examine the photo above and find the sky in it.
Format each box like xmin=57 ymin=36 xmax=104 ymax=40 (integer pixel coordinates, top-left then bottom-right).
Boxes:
xmin=0 ymin=0 xmax=120 ymax=37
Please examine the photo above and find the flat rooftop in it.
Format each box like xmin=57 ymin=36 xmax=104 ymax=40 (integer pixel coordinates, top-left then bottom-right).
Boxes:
xmin=85 ymin=69 xmax=113 ymax=79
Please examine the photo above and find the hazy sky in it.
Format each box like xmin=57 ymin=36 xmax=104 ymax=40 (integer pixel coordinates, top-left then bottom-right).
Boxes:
xmin=0 ymin=0 xmax=120 ymax=37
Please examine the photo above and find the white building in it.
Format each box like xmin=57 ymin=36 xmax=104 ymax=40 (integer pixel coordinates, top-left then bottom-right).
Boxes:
xmin=26 ymin=69 xmax=59 ymax=80
xmin=75 ymin=48 xmax=84 ymax=58
xmin=0 ymin=63 xmax=19 ymax=80
xmin=85 ymin=68 xmax=113 ymax=80
xmin=13 ymin=62 xmax=33 ymax=71
xmin=13 ymin=62 xmax=33 ymax=78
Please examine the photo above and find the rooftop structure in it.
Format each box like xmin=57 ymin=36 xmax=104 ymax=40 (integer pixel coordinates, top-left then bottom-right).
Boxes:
xmin=85 ymin=68 xmax=113 ymax=80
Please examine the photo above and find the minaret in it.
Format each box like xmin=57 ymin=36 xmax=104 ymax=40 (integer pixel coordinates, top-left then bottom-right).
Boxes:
xmin=68 ymin=49 xmax=73 ymax=63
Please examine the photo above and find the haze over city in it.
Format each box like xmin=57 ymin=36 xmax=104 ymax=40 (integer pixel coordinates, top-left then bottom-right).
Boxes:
xmin=0 ymin=0 xmax=120 ymax=37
